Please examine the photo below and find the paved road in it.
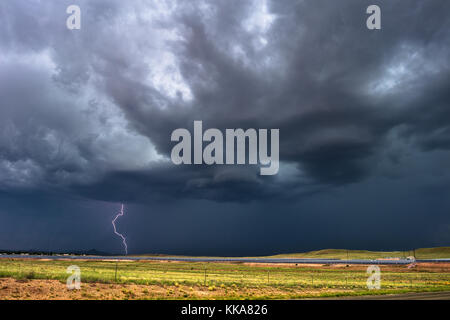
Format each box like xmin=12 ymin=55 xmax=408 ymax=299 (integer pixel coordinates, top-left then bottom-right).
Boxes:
xmin=1 ymin=254 xmax=449 ymax=265
xmin=321 ymin=291 xmax=450 ymax=300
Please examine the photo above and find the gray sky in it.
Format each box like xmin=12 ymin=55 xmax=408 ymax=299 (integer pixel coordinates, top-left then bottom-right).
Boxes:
xmin=0 ymin=0 xmax=449 ymax=255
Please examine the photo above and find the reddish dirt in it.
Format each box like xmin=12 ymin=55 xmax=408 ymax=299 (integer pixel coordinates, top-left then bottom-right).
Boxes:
xmin=0 ymin=277 xmax=350 ymax=300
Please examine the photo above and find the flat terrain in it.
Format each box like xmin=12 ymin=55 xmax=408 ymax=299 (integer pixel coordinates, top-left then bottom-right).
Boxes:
xmin=4 ymin=254 xmax=441 ymax=265
xmin=0 ymin=259 xmax=449 ymax=300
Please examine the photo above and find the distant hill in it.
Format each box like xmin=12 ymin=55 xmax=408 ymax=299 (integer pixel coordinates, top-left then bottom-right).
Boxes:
xmin=266 ymin=247 xmax=450 ymax=260
xmin=0 ymin=249 xmax=113 ymax=256
xmin=83 ymin=249 xmax=113 ymax=256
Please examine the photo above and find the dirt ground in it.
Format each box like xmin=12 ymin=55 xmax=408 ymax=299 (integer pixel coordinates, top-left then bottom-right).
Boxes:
xmin=0 ymin=278 xmax=349 ymax=300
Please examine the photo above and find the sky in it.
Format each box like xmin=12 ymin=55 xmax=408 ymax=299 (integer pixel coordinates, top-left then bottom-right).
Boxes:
xmin=0 ymin=0 xmax=449 ymax=255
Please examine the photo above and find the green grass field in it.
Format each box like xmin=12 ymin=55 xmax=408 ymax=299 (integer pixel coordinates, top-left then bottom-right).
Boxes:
xmin=0 ymin=258 xmax=449 ymax=299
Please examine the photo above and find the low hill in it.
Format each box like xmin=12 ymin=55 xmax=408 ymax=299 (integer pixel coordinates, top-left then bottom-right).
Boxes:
xmin=267 ymin=247 xmax=450 ymax=260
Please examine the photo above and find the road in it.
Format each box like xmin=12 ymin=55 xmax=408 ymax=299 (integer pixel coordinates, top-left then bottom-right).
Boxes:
xmin=321 ymin=291 xmax=450 ymax=300
xmin=1 ymin=254 xmax=449 ymax=265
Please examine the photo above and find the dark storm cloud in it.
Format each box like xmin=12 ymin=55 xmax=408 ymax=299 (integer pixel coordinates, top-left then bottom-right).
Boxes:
xmin=0 ymin=0 xmax=450 ymax=203
xmin=1 ymin=0 xmax=450 ymax=254
xmin=71 ymin=163 xmax=322 ymax=203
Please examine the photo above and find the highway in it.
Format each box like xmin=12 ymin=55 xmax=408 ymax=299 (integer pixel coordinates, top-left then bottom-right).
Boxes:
xmin=1 ymin=254 xmax=449 ymax=265
xmin=321 ymin=291 xmax=450 ymax=300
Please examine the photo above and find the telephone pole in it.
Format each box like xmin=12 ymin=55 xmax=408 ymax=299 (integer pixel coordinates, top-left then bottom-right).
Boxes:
xmin=115 ymin=260 xmax=118 ymax=282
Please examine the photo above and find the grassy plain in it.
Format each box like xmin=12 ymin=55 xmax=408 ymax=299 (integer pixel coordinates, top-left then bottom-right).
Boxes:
xmin=0 ymin=258 xmax=449 ymax=299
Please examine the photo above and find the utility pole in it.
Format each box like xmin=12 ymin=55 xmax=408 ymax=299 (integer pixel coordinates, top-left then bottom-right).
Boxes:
xmin=115 ymin=260 xmax=118 ymax=282
xmin=204 ymin=268 xmax=207 ymax=286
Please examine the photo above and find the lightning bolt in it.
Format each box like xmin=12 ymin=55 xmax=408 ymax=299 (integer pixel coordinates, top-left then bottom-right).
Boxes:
xmin=112 ymin=203 xmax=128 ymax=255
